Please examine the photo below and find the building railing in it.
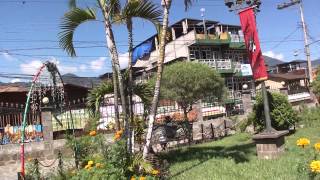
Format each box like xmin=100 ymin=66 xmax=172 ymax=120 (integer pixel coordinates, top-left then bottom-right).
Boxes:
xmin=227 ymin=91 xmax=242 ymax=100
xmin=195 ymin=32 xmax=245 ymax=48
xmin=196 ymin=59 xmax=242 ymax=73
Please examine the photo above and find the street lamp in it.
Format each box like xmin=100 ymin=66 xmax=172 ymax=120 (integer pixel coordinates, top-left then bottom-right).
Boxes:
xmin=242 ymin=83 xmax=248 ymax=90
xmin=200 ymin=8 xmax=207 ymax=36
xmin=224 ymin=0 xmax=261 ymax=11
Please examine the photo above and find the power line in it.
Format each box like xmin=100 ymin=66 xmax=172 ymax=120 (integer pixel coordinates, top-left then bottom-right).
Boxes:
xmin=270 ymin=27 xmax=300 ymax=50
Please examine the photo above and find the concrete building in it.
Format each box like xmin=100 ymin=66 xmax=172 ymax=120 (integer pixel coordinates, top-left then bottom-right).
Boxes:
xmin=130 ymin=18 xmax=253 ymax=115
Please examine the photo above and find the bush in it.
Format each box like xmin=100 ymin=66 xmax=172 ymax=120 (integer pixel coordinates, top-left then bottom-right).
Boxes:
xmin=298 ymin=106 xmax=320 ymax=128
xmin=250 ymin=91 xmax=299 ymax=131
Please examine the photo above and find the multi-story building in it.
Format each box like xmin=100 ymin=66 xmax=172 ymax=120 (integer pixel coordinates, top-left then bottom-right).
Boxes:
xmin=131 ymin=18 xmax=254 ymax=115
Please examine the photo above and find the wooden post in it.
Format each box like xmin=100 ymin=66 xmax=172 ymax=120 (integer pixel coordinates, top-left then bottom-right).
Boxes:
xmin=210 ymin=123 xmax=215 ymax=139
xmin=201 ymin=124 xmax=204 ymax=140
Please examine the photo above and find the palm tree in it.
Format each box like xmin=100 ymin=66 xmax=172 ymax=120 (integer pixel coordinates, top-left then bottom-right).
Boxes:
xmin=59 ymin=0 xmax=130 ymax=135
xmin=143 ymin=0 xmax=195 ymax=159
xmin=118 ymin=0 xmax=162 ymax=152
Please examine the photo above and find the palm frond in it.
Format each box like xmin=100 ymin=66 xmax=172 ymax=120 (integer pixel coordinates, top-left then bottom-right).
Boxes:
xmin=121 ymin=0 xmax=162 ymax=25
xmin=87 ymin=81 xmax=114 ymax=116
xmin=133 ymin=82 xmax=153 ymax=107
xmin=184 ymin=0 xmax=196 ymax=11
xmin=59 ymin=8 xmax=96 ymax=57
xmin=68 ymin=0 xmax=76 ymax=9
xmin=128 ymin=153 xmax=153 ymax=173
xmin=107 ymin=0 xmax=121 ymax=20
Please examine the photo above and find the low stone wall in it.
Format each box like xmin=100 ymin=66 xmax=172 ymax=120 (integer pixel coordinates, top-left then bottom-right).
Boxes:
xmin=0 ymin=139 xmax=72 ymax=167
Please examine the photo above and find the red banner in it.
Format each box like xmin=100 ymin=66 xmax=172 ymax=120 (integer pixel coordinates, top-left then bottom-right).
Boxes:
xmin=239 ymin=7 xmax=268 ymax=81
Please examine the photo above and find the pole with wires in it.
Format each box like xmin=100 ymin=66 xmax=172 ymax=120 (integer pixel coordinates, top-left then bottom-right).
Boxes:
xmin=278 ymin=0 xmax=313 ymax=82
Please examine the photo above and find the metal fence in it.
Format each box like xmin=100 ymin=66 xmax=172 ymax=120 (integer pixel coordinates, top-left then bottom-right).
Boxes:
xmin=0 ymin=102 xmax=43 ymax=145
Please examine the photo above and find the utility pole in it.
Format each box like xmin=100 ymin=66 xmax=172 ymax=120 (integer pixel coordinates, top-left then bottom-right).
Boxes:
xmin=278 ymin=0 xmax=313 ymax=82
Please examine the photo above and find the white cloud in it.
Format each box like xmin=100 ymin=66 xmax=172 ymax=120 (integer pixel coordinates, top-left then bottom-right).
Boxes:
xmin=263 ymin=51 xmax=284 ymax=60
xmin=20 ymin=60 xmax=43 ymax=74
xmin=90 ymin=57 xmax=106 ymax=71
xmin=79 ymin=64 xmax=87 ymax=71
xmin=20 ymin=59 xmax=79 ymax=75
xmin=119 ymin=53 xmax=129 ymax=69
xmin=58 ymin=65 xmax=78 ymax=74
xmin=1 ymin=52 xmax=15 ymax=61
xmin=10 ymin=78 xmax=21 ymax=83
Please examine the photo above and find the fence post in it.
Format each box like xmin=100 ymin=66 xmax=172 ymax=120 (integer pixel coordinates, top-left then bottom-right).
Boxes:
xmin=224 ymin=119 xmax=227 ymax=136
xmin=201 ymin=124 xmax=204 ymax=141
xmin=210 ymin=123 xmax=215 ymax=139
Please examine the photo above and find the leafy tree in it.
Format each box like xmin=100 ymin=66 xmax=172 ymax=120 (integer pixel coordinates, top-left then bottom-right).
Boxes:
xmin=250 ymin=91 xmax=299 ymax=131
xmin=159 ymin=61 xmax=225 ymax=120
xmin=153 ymin=61 xmax=225 ymax=142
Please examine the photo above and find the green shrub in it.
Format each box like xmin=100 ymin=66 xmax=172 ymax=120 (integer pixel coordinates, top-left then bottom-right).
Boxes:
xmin=250 ymin=91 xmax=299 ymax=131
xmin=298 ymin=106 xmax=320 ymax=127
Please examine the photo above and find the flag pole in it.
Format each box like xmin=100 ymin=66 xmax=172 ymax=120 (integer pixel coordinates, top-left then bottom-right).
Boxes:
xmin=261 ymin=81 xmax=275 ymax=133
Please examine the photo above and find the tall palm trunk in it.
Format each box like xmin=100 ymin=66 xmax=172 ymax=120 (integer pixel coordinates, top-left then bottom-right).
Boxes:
xmin=112 ymin=66 xmax=121 ymax=130
xmin=98 ymin=2 xmax=129 ymax=138
xmin=127 ymin=18 xmax=134 ymax=153
xmin=143 ymin=0 xmax=171 ymax=159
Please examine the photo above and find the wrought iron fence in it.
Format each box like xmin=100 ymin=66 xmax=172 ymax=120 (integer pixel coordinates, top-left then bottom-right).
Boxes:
xmin=0 ymin=102 xmax=43 ymax=145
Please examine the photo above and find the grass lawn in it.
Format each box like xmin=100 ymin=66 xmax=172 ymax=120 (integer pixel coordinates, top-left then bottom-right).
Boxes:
xmin=162 ymin=127 xmax=320 ymax=180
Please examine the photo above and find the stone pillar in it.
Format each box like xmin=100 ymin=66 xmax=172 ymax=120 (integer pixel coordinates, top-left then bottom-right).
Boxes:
xmin=194 ymin=100 xmax=203 ymax=122
xmin=242 ymin=92 xmax=253 ymax=115
xmin=41 ymin=111 xmax=53 ymax=141
xmin=253 ymin=130 xmax=288 ymax=159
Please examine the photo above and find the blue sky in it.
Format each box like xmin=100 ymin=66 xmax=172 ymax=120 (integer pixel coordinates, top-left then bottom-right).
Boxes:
xmin=0 ymin=0 xmax=319 ymax=83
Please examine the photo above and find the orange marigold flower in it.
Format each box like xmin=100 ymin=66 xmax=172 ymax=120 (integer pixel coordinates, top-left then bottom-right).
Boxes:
xmin=89 ymin=130 xmax=97 ymax=137
xmin=114 ymin=133 xmax=121 ymax=140
xmin=139 ymin=177 xmax=146 ymax=180
xmin=27 ymin=158 xmax=32 ymax=162
xmin=310 ymin=160 xmax=320 ymax=173
xmin=315 ymin=143 xmax=320 ymax=151
xmin=116 ymin=130 xmax=123 ymax=136
xmin=297 ymin=138 xmax=310 ymax=148
xmin=130 ymin=177 xmax=136 ymax=180
xmin=84 ymin=164 xmax=91 ymax=169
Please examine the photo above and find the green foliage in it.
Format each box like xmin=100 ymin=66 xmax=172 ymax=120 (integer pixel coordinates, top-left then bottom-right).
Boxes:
xmin=312 ymin=67 xmax=320 ymax=97
xmin=119 ymin=0 xmax=162 ymax=25
xmin=250 ymin=91 xmax=299 ymax=131
xmin=298 ymin=106 xmax=320 ymax=128
xmin=59 ymin=7 xmax=97 ymax=57
xmin=132 ymin=116 xmax=146 ymax=146
xmin=157 ymin=61 xmax=225 ymax=113
xmin=66 ymin=133 xmax=105 ymax=166
xmin=25 ymin=159 xmax=41 ymax=180
xmin=87 ymin=81 xmax=114 ymax=116
xmin=162 ymin=127 xmax=320 ymax=180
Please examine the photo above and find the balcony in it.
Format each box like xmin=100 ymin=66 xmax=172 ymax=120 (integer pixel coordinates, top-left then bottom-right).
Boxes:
xmin=196 ymin=59 xmax=241 ymax=73
xmin=195 ymin=33 xmax=245 ymax=49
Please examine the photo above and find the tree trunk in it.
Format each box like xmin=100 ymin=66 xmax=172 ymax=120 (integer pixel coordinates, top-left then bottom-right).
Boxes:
xmin=127 ymin=18 xmax=134 ymax=153
xmin=112 ymin=66 xmax=121 ymax=130
xmin=143 ymin=0 xmax=171 ymax=159
xmin=98 ymin=2 xmax=129 ymax=139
